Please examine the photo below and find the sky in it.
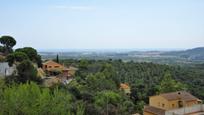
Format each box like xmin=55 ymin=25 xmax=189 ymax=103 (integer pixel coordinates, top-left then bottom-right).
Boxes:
xmin=0 ymin=0 xmax=204 ymax=50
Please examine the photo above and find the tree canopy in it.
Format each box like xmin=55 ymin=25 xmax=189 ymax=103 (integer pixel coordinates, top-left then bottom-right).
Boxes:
xmin=0 ymin=82 xmax=84 ymax=115
xmin=6 ymin=52 xmax=29 ymax=66
xmin=157 ymin=72 xmax=187 ymax=93
xmin=15 ymin=47 xmax=38 ymax=61
xmin=16 ymin=60 xmax=39 ymax=83
xmin=0 ymin=36 xmax=16 ymax=54
xmin=5 ymin=47 xmax=42 ymax=67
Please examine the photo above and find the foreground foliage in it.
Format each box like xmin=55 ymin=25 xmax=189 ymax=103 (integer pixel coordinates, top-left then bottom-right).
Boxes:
xmin=0 ymin=81 xmax=84 ymax=115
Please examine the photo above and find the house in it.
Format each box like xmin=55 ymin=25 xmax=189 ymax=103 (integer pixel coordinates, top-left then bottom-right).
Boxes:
xmin=120 ymin=83 xmax=131 ymax=95
xmin=42 ymin=60 xmax=77 ymax=79
xmin=42 ymin=60 xmax=64 ymax=71
xmin=43 ymin=60 xmax=69 ymax=77
xmin=144 ymin=91 xmax=203 ymax=115
xmin=0 ymin=62 xmax=15 ymax=77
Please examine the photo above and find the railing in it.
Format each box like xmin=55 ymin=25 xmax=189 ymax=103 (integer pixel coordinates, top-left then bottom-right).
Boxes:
xmin=165 ymin=104 xmax=204 ymax=115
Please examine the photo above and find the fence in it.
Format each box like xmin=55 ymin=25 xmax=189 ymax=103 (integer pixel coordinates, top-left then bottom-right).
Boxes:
xmin=165 ymin=104 xmax=204 ymax=115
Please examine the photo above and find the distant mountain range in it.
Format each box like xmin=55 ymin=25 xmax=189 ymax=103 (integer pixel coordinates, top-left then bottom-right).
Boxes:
xmin=161 ymin=47 xmax=204 ymax=61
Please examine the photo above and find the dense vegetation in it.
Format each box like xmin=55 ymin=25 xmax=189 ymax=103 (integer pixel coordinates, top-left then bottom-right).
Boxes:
xmin=0 ymin=36 xmax=203 ymax=114
xmin=0 ymin=36 xmax=42 ymax=84
xmin=0 ymin=81 xmax=84 ymax=115
xmin=1 ymin=59 xmax=203 ymax=114
xmin=61 ymin=59 xmax=204 ymax=114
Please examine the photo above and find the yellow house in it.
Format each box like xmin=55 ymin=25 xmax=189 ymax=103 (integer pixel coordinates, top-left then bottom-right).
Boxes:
xmin=144 ymin=91 xmax=202 ymax=115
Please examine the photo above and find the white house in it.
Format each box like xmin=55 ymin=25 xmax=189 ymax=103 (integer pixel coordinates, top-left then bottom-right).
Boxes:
xmin=0 ymin=62 xmax=15 ymax=77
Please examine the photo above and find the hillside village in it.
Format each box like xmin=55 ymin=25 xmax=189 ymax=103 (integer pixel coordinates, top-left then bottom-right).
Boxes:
xmin=0 ymin=35 xmax=204 ymax=115
xmin=0 ymin=55 xmax=78 ymax=87
xmin=0 ymin=36 xmax=78 ymax=87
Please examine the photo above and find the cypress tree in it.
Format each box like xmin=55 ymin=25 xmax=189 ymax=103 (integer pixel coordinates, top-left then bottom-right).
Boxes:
xmin=56 ymin=54 xmax=59 ymax=63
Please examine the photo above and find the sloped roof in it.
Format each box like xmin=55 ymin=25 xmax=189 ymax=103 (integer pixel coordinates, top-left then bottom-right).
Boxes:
xmin=42 ymin=60 xmax=62 ymax=66
xmin=43 ymin=60 xmax=78 ymax=72
xmin=160 ymin=91 xmax=198 ymax=101
xmin=144 ymin=106 xmax=165 ymax=115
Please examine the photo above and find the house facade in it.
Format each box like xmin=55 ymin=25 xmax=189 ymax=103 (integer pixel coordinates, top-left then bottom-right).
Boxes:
xmin=42 ymin=60 xmax=64 ymax=71
xmin=42 ymin=60 xmax=68 ymax=76
xmin=144 ymin=91 xmax=202 ymax=115
xmin=0 ymin=62 xmax=15 ymax=77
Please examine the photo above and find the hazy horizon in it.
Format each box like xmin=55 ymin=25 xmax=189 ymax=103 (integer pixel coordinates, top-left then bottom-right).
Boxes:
xmin=37 ymin=47 xmax=191 ymax=52
xmin=1 ymin=0 xmax=204 ymax=50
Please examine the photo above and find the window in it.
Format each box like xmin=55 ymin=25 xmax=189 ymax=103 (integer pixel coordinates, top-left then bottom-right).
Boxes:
xmin=172 ymin=104 xmax=175 ymax=107
xmin=54 ymin=66 xmax=59 ymax=68
xmin=49 ymin=66 xmax=52 ymax=68
xmin=178 ymin=101 xmax=183 ymax=108
xmin=162 ymin=104 xmax=165 ymax=107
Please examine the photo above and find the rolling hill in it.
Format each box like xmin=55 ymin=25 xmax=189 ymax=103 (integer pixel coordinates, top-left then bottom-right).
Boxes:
xmin=161 ymin=47 xmax=204 ymax=61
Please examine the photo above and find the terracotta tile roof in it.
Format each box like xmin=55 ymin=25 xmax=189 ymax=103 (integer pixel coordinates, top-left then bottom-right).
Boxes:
xmin=42 ymin=60 xmax=62 ymax=66
xmin=120 ymin=83 xmax=130 ymax=89
xmin=160 ymin=91 xmax=198 ymax=101
xmin=144 ymin=106 xmax=165 ymax=115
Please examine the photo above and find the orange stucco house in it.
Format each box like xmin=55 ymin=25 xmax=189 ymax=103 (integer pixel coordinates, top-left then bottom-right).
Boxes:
xmin=42 ymin=60 xmax=64 ymax=71
xmin=42 ymin=60 xmax=77 ymax=78
xmin=144 ymin=91 xmax=202 ymax=115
